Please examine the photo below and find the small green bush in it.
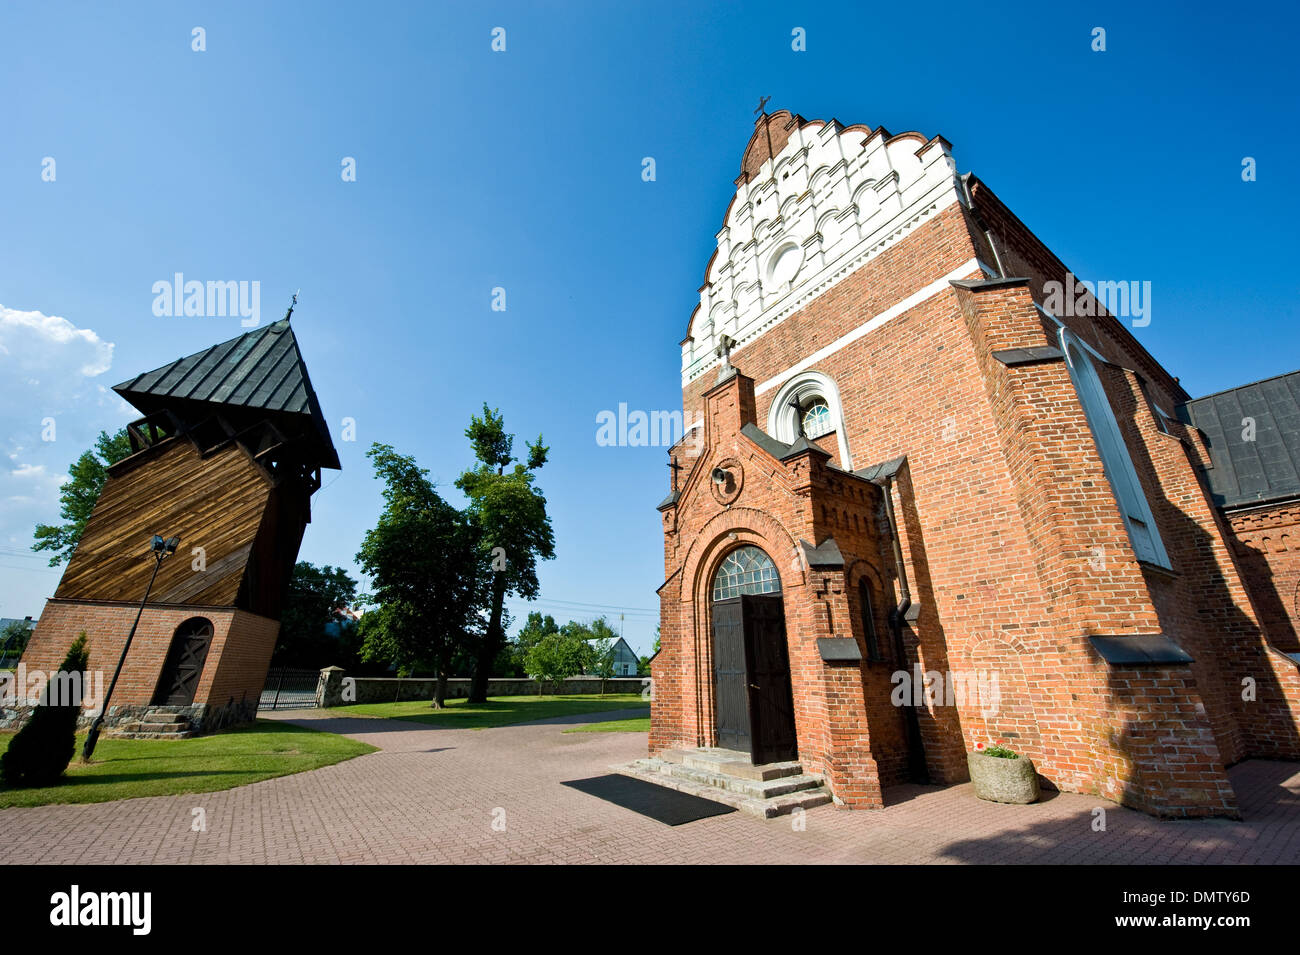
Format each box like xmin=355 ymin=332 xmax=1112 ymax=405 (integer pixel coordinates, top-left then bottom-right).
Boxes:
xmin=0 ymin=633 xmax=90 ymax=787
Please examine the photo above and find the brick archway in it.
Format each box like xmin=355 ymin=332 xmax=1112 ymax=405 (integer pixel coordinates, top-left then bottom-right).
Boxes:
xmin=678 ymin=508 xmax=805 ymax=750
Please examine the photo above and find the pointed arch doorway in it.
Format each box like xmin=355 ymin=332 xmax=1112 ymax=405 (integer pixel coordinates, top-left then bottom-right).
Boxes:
xmin=711 ymin=545 xmax=798 ymax=763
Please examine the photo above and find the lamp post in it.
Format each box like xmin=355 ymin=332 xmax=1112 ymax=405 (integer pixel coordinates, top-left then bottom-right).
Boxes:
xmin=82 ymin=533 xmax=180 ymax=761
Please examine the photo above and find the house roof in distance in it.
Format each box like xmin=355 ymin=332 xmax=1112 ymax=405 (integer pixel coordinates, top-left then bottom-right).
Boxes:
xmin=1180 ymin=369 xmax=1300 ymax=509
xmin=113 ymin=319 xmax=340 ymax=470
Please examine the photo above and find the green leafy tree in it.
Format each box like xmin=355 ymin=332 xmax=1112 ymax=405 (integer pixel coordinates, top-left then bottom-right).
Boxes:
xmin=356 ymin=444 xmax=486 ymax=707
xmin=1 ymin=633 xmax=90 ymax=785
xmin=523 ymin=629 xmax=590 ymax=695
xmin=0 ymin=620 xmax=33 ymax=660
xmin=32 ymin=428 xmax=132 ymax=566
xmin=275 ymin=562 xmax=359 ymax=668
xmin=582 ymin=616 xmax=619 ymax=693
xmin=587 ymin=636 xmax=614 ymax=695
xmin=500 ymin=611 xmax=560 ymax=677
xmin=456 ymin=405 xmax=555 ymax=704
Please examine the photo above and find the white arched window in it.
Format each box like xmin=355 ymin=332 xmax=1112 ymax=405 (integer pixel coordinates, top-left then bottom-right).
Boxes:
xmin=1060 ymin=328 xmax=1171 ymax=569
xmin=767 ymin=371 xmax=852 ymax=467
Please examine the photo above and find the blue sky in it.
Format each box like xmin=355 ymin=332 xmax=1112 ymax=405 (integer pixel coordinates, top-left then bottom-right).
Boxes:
xmin=2 ymin=1 xmax=1297 ymax=655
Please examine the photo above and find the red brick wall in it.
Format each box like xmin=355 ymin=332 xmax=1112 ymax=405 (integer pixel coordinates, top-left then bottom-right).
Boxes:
xmin=1227 ymin=504 xmax=1300 ymax=653
xmin=657 ymin=172 xmax=1300 ymax=816
xmin=16 ymin=599 xmax=277 ymax=723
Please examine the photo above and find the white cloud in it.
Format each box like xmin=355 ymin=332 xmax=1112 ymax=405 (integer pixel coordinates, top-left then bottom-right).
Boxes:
xmin=0 ymin=305 xmax=129 ymax=614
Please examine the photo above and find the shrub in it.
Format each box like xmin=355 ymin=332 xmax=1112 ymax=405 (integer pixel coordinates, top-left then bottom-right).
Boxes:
xmin=1 ymin=633 xmax=90 ymax=787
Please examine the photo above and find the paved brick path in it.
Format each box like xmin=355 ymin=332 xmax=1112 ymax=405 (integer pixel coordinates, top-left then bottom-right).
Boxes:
xmin=2 ymin=709 xmax=1298 ymax=864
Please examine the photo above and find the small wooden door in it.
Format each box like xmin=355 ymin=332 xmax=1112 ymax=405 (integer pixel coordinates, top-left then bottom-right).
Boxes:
xmin=711 ymin=595 xmax=798 ymax=763
xmin=153 ymin=617 xmax=213 ymax=705
xmin=712 ymin=598 xmax=750 ymax=753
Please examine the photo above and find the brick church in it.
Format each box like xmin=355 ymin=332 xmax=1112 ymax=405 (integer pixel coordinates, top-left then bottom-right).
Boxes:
xmin=647 ymin=109 xmax=1300 ymax=818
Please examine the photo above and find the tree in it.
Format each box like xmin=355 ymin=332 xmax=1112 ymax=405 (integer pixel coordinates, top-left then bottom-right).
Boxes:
xmin=499 ymin=611 xmax=560 ymax=677
xmin=275 ymin=562 xmax=359 ymax=667
xmin=356 ymin=444 xmax=486 ymax=707
xmin=523 ymin=629 xmax=590 ymax=695
xmin=0 ymin=620 xmax=33 ymax=659
xmin=582 ymin=616 xmax=619 ymax=694
xmin=1 ymin=633 xmax=89 ymax=785
xmin=456 ymin=405 xmax=555 ymax=704
xmin=588 ymin=636 xmax=614 ymax=696
xmin=32 ymin=428 xmax=132 ymax=566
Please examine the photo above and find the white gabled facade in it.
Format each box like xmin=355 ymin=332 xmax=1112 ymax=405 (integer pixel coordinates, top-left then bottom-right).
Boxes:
xmin=682 ymin=114 xmax=971 ymax=388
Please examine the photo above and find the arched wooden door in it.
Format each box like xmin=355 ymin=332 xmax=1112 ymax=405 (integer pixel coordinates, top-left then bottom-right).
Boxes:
xmin=153 ymin=617 xmax=214 ymax=705
xmin=711 ymin=546 xmax=797 ymax=763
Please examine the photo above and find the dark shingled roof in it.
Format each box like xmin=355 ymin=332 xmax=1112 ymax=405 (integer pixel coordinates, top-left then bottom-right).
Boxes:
xmin=113 ymin=319 xmax=340 ymax=470
xmin=1178 ymin=370 xmax=1300 ymax=509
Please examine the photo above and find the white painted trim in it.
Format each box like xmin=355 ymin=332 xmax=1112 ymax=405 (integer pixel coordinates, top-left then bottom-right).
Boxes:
xmin=754 ymin=258 xmax=983 ymax=396
xmin=766 ymin=371 xmax=853 ymax=469
xmin=683 ymin=176 xmax=966 ymax=386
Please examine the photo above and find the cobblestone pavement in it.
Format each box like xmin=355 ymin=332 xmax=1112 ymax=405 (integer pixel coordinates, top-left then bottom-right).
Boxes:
xmin=2 ymin=708 xmax=1297 ymax=864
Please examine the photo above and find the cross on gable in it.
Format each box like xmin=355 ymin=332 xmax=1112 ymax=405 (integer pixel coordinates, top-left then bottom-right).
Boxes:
xmin=754 ymin=95 xmax=771 ymax=118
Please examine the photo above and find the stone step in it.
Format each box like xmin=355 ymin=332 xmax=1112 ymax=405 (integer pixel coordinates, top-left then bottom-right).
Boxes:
xmin=109 ymin=730 xmax=196 ymax=740
xmin=645 ymin=758 xmax=826 ymax=800
xmin=660 ymin=747 xmax=807 ymax=781
xmin=615 ymin=759 xmax=832 ymax=819
xmin=140 ymin=712 xmax=189 ymax=725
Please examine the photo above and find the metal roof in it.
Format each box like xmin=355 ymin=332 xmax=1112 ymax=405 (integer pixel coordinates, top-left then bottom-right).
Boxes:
xmin=115 ymin=319 xmax=314 ymax=413
xmin=113 ymin=319 xmax=340 ymax=470
xmin=1179 ymin=370 xmax=1300 ymax=509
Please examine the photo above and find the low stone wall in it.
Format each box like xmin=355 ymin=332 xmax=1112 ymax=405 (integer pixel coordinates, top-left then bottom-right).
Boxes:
xmin=315 ymin=668 xmax=648 ymax=708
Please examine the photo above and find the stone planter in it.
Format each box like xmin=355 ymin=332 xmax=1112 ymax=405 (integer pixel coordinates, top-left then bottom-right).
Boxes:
xmin=968 ymin=751 xmax=1040 ymax=804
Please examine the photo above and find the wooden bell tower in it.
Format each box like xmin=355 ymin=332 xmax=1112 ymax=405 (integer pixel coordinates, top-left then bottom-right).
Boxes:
xmin=16 ymin=317 xmax=340 ymax=733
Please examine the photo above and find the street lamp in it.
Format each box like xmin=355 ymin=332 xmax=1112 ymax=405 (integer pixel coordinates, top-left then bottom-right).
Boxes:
xmin=82 ymin=533 xmax=180 ymax=761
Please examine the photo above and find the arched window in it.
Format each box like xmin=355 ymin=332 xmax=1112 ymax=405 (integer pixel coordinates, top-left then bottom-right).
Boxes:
xmin=1060 ymin=328 xmax=1170 ymax=569
xmin=712 ymin=545 xmax=781 ymax=601
xmin=802 ymin=399 xmax=833 ymax=439
xmin=768 ymin=371 xmax=852 ymax=467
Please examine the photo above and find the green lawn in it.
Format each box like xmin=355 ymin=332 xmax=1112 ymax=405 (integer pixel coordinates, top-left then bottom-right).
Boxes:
xmin=563 ymin=716 xmax=651 ymax=734
xmin=0 ymin=720 xmax=376 ymax=809
xmin=322 ymin=693 xmax=649 ymax=730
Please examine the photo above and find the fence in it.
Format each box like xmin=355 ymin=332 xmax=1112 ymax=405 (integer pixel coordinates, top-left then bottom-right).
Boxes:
xmin=258 ymin=667 xmax=322 ymax=710
xmin=316 ymin=670 xmax=650 ymax=707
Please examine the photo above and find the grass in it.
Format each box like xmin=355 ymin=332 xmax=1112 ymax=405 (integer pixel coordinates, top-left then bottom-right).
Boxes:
xmin=0 ymin=720 xmax=376 ymax=809
xmin=563 ymin=716 xmax=651 ymax=734
xmin=322 ymin=692 xmax=649 ymax=730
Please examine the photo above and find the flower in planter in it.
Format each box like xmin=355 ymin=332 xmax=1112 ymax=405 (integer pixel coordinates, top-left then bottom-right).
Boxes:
xmin=972 ymin=739 xmax=1019 ymax=758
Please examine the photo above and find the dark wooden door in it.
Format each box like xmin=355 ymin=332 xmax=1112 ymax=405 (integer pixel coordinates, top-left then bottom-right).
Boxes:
xmin=743 ymin=594 xmax=798 ymax=764
xmin=153 ymin=618 xmax=213 ymax=705
xmin=712 ymin=598 xmax=751 ymax=753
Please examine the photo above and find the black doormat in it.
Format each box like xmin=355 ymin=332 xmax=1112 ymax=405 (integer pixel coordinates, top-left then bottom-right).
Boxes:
xmin=562 ymin=774 xmax=737 ymax=826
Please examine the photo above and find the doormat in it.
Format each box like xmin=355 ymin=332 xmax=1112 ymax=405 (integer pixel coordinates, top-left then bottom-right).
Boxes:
xmin=562 ymin=774 xmax=737 ymax=826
